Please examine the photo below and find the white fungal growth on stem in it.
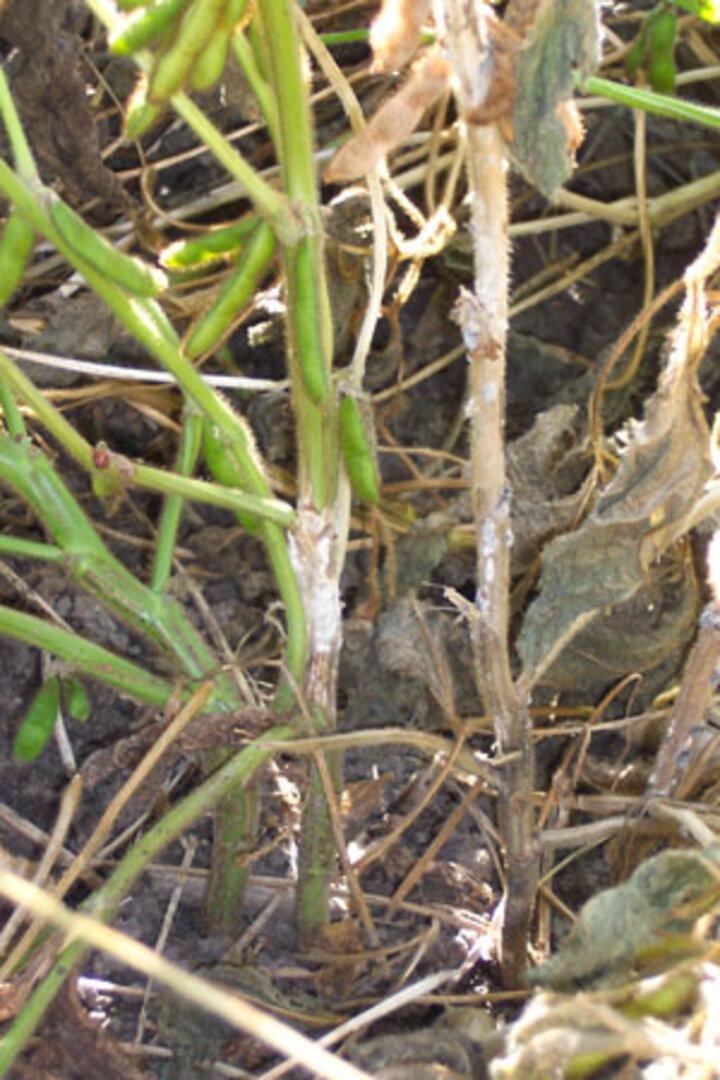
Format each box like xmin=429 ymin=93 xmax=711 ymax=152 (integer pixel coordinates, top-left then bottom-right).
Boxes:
xmin=288 ymin=509 xmax=342 ymax=656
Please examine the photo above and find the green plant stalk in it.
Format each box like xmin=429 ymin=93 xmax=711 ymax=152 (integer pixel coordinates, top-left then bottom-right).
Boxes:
xmin=203 ymin=764 xmax=260 ymax=934
xmin=152 ymin=408 xmax=204 ymax=592
xmin=0 ymin=106 xmax=305 ymax=674
xmin=171 ymin=94 xmax=302 ymax=242
xmin=0 ymin=604 xmax=172 ymax=705
xmin=0 ymin=168 xmax=267 ymax=493
xmin=0 ymin=10 xmax=306 ymax=937
xmin=0 ymin=65 xmax=38 ymax=180
xmin=247 ymin=12 xmax=271 ymax=83
xmin=0 ymin=352 xmax=293 ymax=528
xmin=577 ymin=73 xmax=720 ymax=129
xmin=0 ymin=722 xmax=296 ymax=1076
xmin=39 ymin=201 xmax=303 ymax=929
xmin=296 ymin=749 xmax=340 ymax=933
xmin=231 ymin=31 xmax=280 ymax=148
xmin=0 ymin=536 xmax=62 ymax=562
xmin=258 ymin=0 xmax=334 ymax=501
xmin=257 ymin=0 xmax=342 ymax=943
xmin=0 ymin=432 xmax=236 ymax=700
xmin=0 ymin=376 xmax=26 ymax=438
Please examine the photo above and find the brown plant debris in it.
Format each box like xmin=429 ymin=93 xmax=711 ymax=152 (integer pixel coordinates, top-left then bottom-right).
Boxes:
xmin=324 ymin=52 xmax=451 ymax=183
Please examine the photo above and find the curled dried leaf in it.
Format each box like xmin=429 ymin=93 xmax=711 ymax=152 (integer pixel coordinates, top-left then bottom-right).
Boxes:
xmin=370 ymin=0 xmax=431 ymax=73
xmin=324 ymin=52 xmax=450 ymax=183
xmin=444 ymin=0 xmax=520 ymax=124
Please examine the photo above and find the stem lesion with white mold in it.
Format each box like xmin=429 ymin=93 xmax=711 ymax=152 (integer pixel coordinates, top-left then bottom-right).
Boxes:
xmin=288 ymin=506 xmax=344 ymax=940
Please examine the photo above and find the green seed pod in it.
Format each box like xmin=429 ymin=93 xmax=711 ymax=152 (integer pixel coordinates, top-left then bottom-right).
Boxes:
xmin=111 ymin=0 xmax=189 ymax=56
xmin=190 ymin=24 xmax=232 ymax=91
xmin=0 ymin=210 xmax=35 ymax=309
xmin=649 ymin=9 xmax=678 ymax=53
xmin=149 ymin=0 xmax=226 ymax=102
xmin=625 ymin=34 xmax=646 ymax=82
xmin=648 ymin=9 xmax=678 ymax=92
xmin=189 ymin=0 xmax=248 ymax=91
xmin=50 ymin=195 xmax=168 ymax=297
xmin=13 ymin=675 xmax=60 ymax=763
xmin=160 ymin=216 xmax=259 ymax=269
xmin=185 ymin=220 xmax=275 ymax=358
xmin=220 ymin=0 xmax=248 ymax=31
xmin=62 ymin=675 xmax=91 ymax=723
xmin=117 ymin=0 xmax=151 ymax=10
xmin=201 ymin=418 xmax=260 ymax=534
xmin=340 ymin=393 xmax=380 ymax=505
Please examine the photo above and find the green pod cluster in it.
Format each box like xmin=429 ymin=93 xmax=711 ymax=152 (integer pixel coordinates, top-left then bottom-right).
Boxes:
xmin=190 ymin=0 xmax=248 ymax=92
xmin=339 ymin=393 xmax=380 ymax=506
xmin=50 ymin=195 xmax=168 ymax=297
xmin=161 ymin=215 xmax=259 ymax=269
xmin=201 ymin=418 xmax=260 ymax=534
xmin=149 ymin=0 xmax=226 ymax=102
xmin=13 ymin=675 xmax=60 ymax=763
xmin=625 ymin=4 xmax=678 ymax=93
xmin=111 ymin=0 xmax=189 ymax=57
xmin=185 ymin=219 xmax=275 ymax=358
xmin=0 ymin=210 xmax=35 ymax=309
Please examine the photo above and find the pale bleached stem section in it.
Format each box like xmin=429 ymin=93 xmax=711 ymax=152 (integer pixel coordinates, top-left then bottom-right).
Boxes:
xmin=456 ymin=118 xmax=539 ymax=986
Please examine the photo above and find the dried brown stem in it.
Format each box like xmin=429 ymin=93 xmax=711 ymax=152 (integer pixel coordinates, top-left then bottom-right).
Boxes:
xmin=454 ymin=114 xmax=539 ymax=987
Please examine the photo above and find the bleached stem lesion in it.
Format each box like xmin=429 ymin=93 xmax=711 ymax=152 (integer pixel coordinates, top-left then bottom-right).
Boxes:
xmin=452 ymin=103 xmax=539 ymax=989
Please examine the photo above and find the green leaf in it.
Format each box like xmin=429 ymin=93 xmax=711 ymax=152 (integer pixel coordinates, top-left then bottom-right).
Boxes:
xmin=510 ymin=0 xmax=600 ymax=195
xmin=13 ymin=675 xmax=60 ymax=762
